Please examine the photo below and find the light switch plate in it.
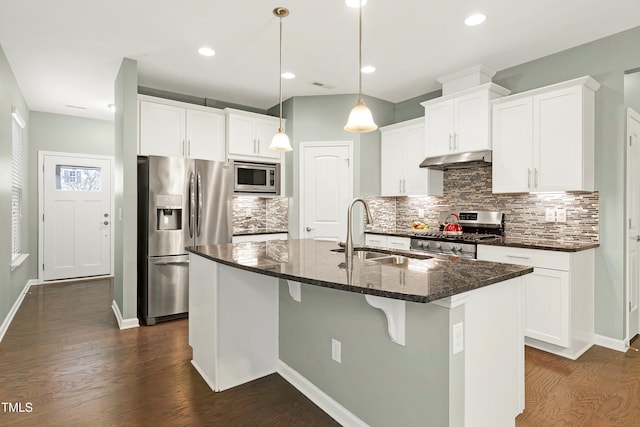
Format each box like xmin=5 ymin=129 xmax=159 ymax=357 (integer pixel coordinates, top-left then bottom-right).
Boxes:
xmin=556 ymin=208 xmax=567 ymax=223
xmin=418 ymin=209 xmax=425 ymax=219
xmin=331 ymin=339 xmax=341 ymax=363
xmin=545 ymin=207 xmax=556 ymax=222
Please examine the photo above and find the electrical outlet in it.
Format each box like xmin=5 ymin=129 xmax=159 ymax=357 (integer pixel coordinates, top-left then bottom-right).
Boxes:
xmin=245 ymin=208 xmax=252 ymax=217
xmin=331 ymin=339 xmax=341 ymax=363
xmin=453 ymin=322 xmax=464 ymax=354
xmin=556 ymin=208 xmax=567 ymax=223
xmin=545 ymin=207 xmax=556 ymax=222
xmin=418 ymin=209 xmax=425 ymax=219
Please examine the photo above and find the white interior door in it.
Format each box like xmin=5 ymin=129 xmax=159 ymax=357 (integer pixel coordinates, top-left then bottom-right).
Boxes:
xmin=42 ymin=154 xmax=112 ymax=281
xmin=300 ymin=142 xmax=353 ymax=242
xmin=627 ymin=108 xmax=640 ymax=342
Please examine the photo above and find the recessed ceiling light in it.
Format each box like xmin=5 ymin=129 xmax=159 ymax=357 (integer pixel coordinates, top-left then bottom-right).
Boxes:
xmin=361 ymin=65 xmax=376 ymax=74
xmin=281 ymin=72 xmax=296 ymax=79
xmin=465 ymin=14 xmax=486 ymax=26
xmin=345 ymin=0 xmax=367 ymax=8
xmin=198 ymin=47 xmax=216 ymax=57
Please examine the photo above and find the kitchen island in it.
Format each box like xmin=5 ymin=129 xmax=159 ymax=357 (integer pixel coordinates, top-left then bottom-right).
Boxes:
xmin=187 ymin=239 xmax=533 ymax=427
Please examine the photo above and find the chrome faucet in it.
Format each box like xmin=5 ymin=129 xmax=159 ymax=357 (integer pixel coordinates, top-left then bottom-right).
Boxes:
xmin=345 ymin=198 xmax=373 ymax=264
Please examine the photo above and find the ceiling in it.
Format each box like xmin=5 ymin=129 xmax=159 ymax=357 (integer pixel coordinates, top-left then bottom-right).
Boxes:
xmin=1 ymin=1 xmax=639 ymax=121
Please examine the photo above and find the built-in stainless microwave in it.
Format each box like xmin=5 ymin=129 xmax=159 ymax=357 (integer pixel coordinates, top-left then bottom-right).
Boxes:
xmin=232 ymin=161 xmax=280 ymax=195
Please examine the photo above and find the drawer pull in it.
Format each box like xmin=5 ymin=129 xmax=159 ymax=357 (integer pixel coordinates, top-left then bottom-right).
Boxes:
xmin=506 ymin=255 xmax=530 ymax=260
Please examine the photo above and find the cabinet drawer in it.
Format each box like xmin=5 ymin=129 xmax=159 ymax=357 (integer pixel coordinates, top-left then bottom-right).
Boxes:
xmin=387 ymin=236 xmax=410 ymax=251
xmin=477 ymin=245 xmax=570 ymax=270
xmin=365 ymin=234 xmax=387 ymax=248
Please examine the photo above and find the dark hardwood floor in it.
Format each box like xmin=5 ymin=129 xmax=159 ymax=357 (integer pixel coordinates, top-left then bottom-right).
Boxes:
xmin=0 ymin=280 xmax=338 ymax=426
xmin=1 ymin=280 xmax=639 ymax=426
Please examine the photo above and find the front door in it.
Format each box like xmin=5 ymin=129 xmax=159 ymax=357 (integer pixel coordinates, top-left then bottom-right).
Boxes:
xmin=300 ymin=142 xmax=353 ymax=242
xmin=627 ymin=108 xmax=640 ymax=342
xmin=42 ymin=154 xmax=113 ymax=280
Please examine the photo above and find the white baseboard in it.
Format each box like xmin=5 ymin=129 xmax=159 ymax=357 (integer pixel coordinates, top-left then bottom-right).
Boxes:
xmin=276 ymin=360 xmax=368 ymax=427
xmin=0 ymin=279 xmax=39 ymax=343
xmin=594 ymin=334 xmax=627 ymax=353
xmin=111 ymin=300 xmax=140 ymax=330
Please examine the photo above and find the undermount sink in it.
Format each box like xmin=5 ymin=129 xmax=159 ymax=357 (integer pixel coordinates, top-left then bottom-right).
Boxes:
xmin=331 ymin=247 xmax=430 ymax=265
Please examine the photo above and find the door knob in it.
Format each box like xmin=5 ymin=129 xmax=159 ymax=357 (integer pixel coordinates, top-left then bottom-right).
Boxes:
xmin=104 ymin=221 xmax=109 ymax=225
xmin=104 ymin=213 xmax=109 ymax=217
xmin=306 ymin=226 xmax=314 ymax=232
xmin=636 ymin=235 xmax=640 ymax=242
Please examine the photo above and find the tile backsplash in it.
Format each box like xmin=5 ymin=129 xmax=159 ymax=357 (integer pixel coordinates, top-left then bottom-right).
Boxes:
xmin=366 ymin=166 xmax=599 ymax=244
xmin=232 ymin=196 xmax=289 ymax=233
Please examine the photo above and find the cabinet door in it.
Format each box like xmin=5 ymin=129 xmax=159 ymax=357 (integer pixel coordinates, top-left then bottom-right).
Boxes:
xmin=523 ymin=268 xmax=570 ymax=347
xmin=402 ymin=124 xmax=428 ymax=195
xmin=255 ymin=118 xmax=282 ymax=160
xmin=534 ymin=87 xmax=583 ymax=192
xmin=424 ymin=100 xmax=454 ymax=157
xmin=455 ymin=90 xmax=490 ymax=153
xmin=186 ymin=109 xmax=225 ymax=161
xmin=139 ymin=101 xmax=185 ymax=157
xmin=492 ymin=97 xmax=534 ymax=193
xmin=227 ymin=114 xmax=257 ymax=157
xmin=380 ymin=129 xmax=405 ymax=196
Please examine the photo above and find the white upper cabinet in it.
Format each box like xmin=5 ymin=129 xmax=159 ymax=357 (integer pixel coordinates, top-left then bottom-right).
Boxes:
xmin=492 ymin=76 xmax=600 ymax=193
xmin=225 ymin=108 xmax=283 ymax=161
xmin=138 ymin=96 xmax=225 ymax=161
xmin=380 ymin=118 xmax=443 ymax=196
xmin=422 ymin=83 xmax=510 ymax=157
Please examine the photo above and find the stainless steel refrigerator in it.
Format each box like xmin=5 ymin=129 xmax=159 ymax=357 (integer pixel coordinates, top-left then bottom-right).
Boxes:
xmin=137 ymin=156 xmax=232 ymax=325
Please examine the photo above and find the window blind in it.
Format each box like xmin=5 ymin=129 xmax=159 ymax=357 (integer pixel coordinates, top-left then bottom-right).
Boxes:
xmin=11 ymin=108 xmax=24 ymax=261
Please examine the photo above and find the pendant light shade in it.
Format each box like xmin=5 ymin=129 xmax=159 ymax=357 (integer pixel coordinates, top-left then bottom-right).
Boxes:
xmin=344 ymin=1 xmax=377 ymax=133
xmin=269 ymin=7 xmax=293 ymax=152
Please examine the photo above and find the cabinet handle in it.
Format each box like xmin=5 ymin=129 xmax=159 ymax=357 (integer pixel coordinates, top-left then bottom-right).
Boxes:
xmin=187 ymin=139 xmax=191 ymax=157
xmin=506 ymin=255 xmax=530 ymax=260
xmin=454 ymin=133 xmax=458 ymax=150
xmin=399 ymin=179 xmax=403 ymax=194
xmin=182 ymin=139 xmax=186 ymax=156
xmin=449 ymin=133 xmax=453 ymax=151
xmin=534 ymin=168 xmax=539 ymax=188
xmin=527 ymin=169 xmax=532 ymax=189
xmin=402 ymin=179 xmax=406 ymax=194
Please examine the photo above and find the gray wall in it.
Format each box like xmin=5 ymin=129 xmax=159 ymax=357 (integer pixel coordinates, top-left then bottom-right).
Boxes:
xmin=492 ymin=25 xmax=640 ymax=341
xmin=114 ymin=58 xmax=138 ymax=320
xmin=625 ymin=70 xmax=640 ymax=114
xmin=28 ymin=111 xmax=114 ymax=275
xmin=279 ymin=282 xmax=458 ymax=426
xmin=281 ymin=94 xmax=394 ymax=239
xmin=0 ymin=44 xmax=34 ymax=324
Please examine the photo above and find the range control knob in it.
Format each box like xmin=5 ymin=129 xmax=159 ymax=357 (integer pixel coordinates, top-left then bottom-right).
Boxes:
xmin=433 ymin=242 xmax=441 ymax=249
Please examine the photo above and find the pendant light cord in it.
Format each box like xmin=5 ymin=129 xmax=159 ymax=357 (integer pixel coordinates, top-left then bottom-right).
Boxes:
xmin=278 ymin=14 xmax=284 ymax=132
xmin=358 ymin=4 xmax=363 ymax=101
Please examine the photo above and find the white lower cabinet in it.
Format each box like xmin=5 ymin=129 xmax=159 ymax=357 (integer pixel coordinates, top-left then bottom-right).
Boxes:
xmin=477 ymin=244 xmax=594 ymax=359
xmin=365 ymin=234 xmax=410 ymax=251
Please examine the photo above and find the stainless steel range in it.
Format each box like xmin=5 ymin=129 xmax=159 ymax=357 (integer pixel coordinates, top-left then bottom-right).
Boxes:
xmin=410 ymin=211 xmax=504 ymax=258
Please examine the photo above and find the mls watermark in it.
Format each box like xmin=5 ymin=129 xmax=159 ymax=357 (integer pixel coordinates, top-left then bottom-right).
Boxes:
xmin=1 ymin=402 xmax=33 ymax=413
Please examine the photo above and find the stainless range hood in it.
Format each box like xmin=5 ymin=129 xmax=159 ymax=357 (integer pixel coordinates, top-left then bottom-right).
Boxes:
xmin=419 ymin=150 xmax=492 ymax=170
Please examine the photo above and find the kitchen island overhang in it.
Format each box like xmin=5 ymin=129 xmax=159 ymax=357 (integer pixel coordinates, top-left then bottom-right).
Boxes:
xmin=187 ymin=239 xmax=533 ymax=427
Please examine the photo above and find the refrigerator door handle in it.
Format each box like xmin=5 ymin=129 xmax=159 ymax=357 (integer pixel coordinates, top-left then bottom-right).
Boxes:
xmin=196 ymin=172 xmax=203 ymax=238
xmin=188 ymin=172 xmax=195 ymax=238
xmin=151 ymin=259 xmax=190 ymax=266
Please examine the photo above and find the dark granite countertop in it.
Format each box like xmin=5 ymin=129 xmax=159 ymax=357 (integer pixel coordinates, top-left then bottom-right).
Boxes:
xmin=365 ymin=230 xmax=598 ymax=253
xmin=478 ymin=239 xmax=599 ymax=252
xmin=233 ymin=228 xmax=289 ymax=237
xmin=186 ymin=239 xmax=533 ymax=303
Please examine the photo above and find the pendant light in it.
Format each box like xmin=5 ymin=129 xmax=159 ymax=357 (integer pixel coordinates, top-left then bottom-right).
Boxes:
xmin=269 ymin=7 xmax=293 ymax=152
xmin=344 ymin=0 xmax=377 ymax=133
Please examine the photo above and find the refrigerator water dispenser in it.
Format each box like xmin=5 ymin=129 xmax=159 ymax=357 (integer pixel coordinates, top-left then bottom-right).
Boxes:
xmin=155 ymin=194 xmax=182 ymax=230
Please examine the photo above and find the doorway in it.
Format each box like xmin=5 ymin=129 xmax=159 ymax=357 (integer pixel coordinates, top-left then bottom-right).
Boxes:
xmin=627 ymin=108 xmax=640 ymax=344
xmin=299 ymin=141 xmax=353 ymax=242
xmin=39 ymin=152 xmax=114 ymax=281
